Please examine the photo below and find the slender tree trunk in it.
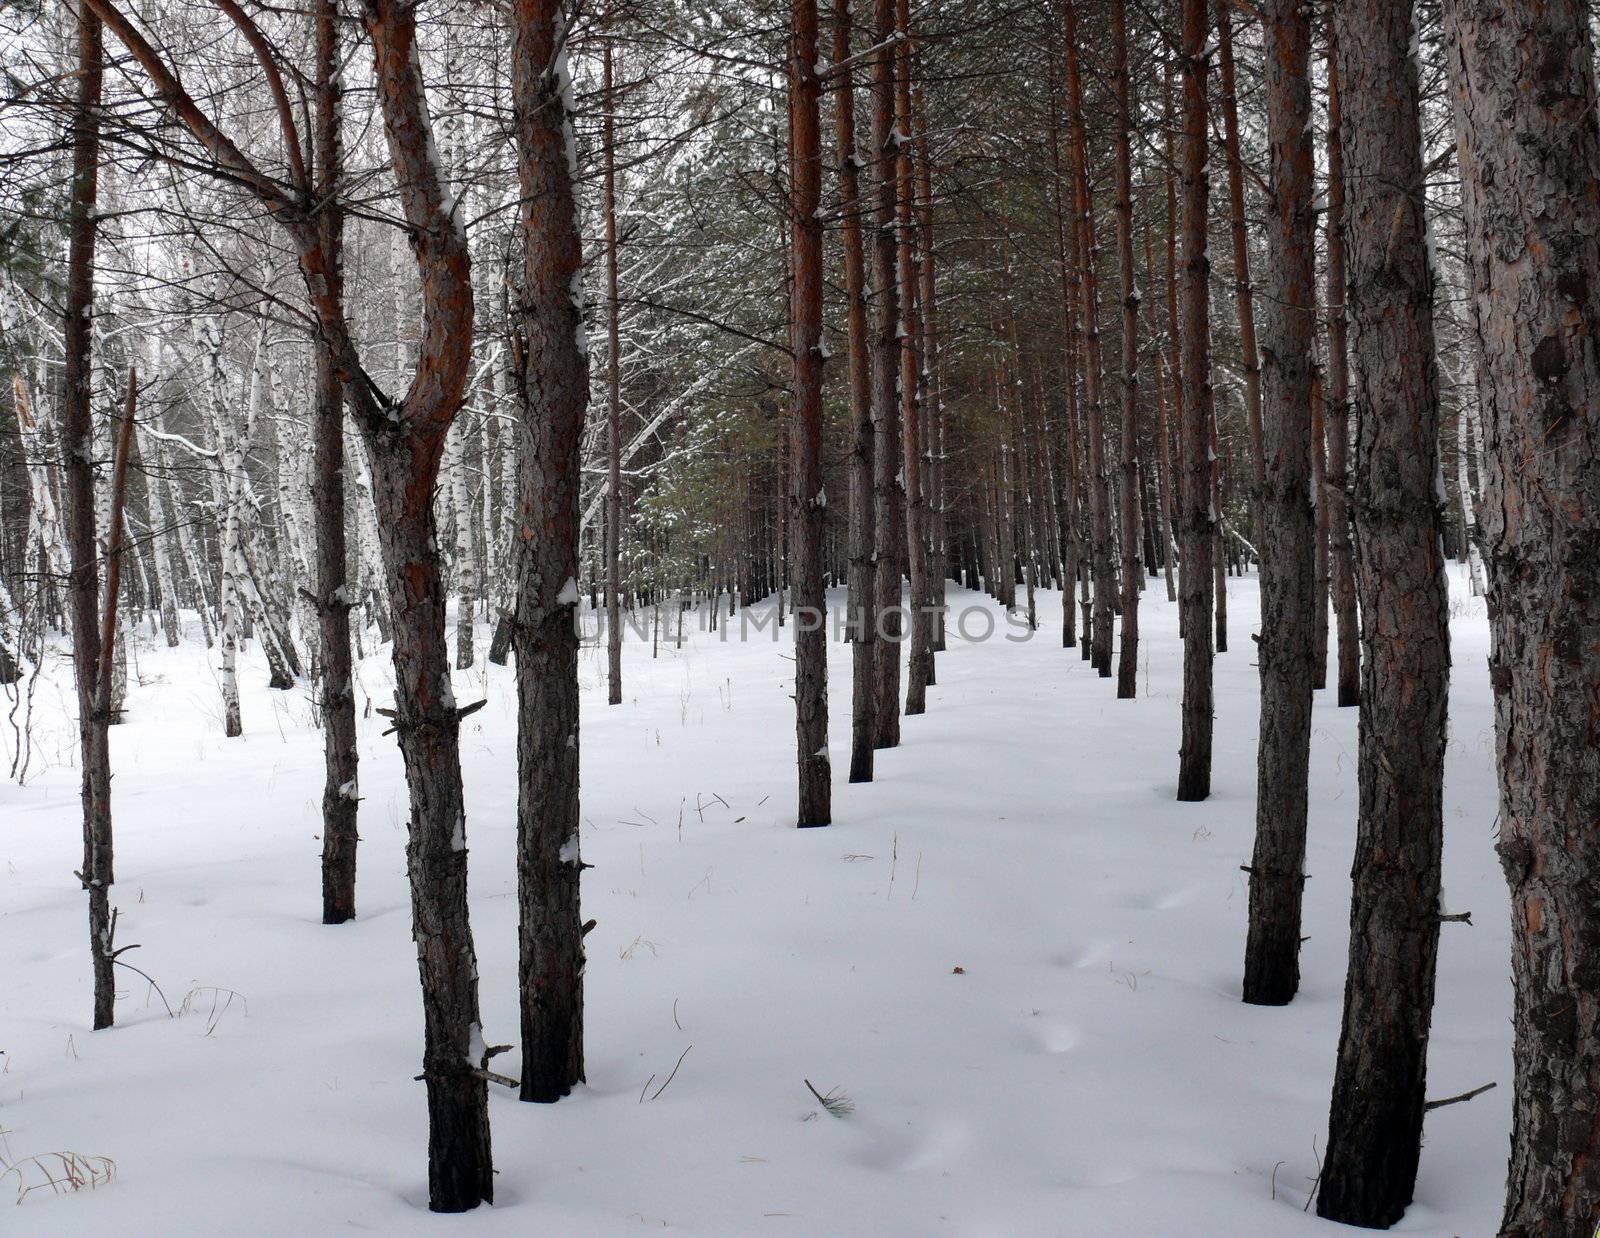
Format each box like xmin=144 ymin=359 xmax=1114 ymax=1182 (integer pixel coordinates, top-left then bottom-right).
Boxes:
xmin=603 ymin=39 xmax=623 ymax=707
xmin=1145 ymin=208 xmax=1179 ymax=604
xmin=510 ymin=0 xmax=587 ymax=1107
xmin=63 ymin=2 xmax=115 ymax=1033
xmin=1242 ymin=0 xmax=1316 ymax=1008
xmin=1441 ymin=2 xmax=1600 ymax=1231
xmin=788 ymin=0 xmax=831 ymax=825
xmin=868 ymin=0 xmax=903 ymax=750
xmin=899 ymin=20 xmax=931 ymax=716
xmin=1317 ymin=0 xmax=1451 ymax=1223
xmin=1046 ymin=46 xmax=1081 ymax=647
xmin=833 ymin=0 xmax=875 ymax=784
xmin=314 ymin=0 xmax=358 ymax=927
xmin=1176 ymin=0 xmax=1215 ymax=802
xmin=1310 ymin=361 xmax=1330 ymax=688
xmin=1216 ymin=0 xmax=1263 ymax=540
xmin=1111 ymin=0 xmax=1140 ymax=699
xmin=1064 ymin=1 xmax=1114 ymax=678
xmin=1324 ymin=37 xmax=1359 ymax=708
xmin=912 ymin=91 xmax=945 ymax=663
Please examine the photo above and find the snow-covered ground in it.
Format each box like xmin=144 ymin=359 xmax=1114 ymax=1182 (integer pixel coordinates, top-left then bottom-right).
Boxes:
xmin=2 ymin=568 xmax=1509 ymax=1235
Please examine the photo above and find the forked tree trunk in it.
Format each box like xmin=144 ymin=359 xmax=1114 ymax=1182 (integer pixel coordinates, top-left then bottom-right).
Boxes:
xmin=1242 ymin=0 xmax=1316 ymax=1008
xmin=788 ymin=0 xmax=831 ymax=825
xmin=1323 ymin=37 xmax=1359 ymax=709
xmin=510 ymin=0 xmax=588 ymax=1106
xmin=1175 ymin=0 xmax=1215 ymax=802
xmin=1441 ymin=1 xmax=1600 ymax=1231
xmin=1317 ymin=0 xmax=1450 ymax=1223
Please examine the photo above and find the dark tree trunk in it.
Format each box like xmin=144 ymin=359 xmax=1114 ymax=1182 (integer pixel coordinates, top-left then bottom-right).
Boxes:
xmin=1110 ymin=0 xmax=1140 ymax=700
xmin=603 ymin=40 xmax=623 ymax=708
xmin=788 ymin=0 xmax=831 ymax=825
xmin=1216 ymin=0 xmax=1263 ymax=540
xmin=1441 ymin=2 xmax=1600 ymax=1231
xmin=1324 ymin=38 xmax=1359 ymax=709
xmin=899 ymin=16 xmax=931 ymax=717
xmin=1242 ymin=0 xmax=1316 ymax=1008
xmin=63 ymin=2 xmax=115 ymax=1034
xmin=1317 ymin=0 xmax=1450 ymax=1224
xmin=1176 ymin=0 xmax=1215 ymax=802
xmin=1064 ymin=1 xmax=1114 ymax=679
xmin=510 ymin=0 xmax=587 ymax=1106
xmin=867 ymin=0 xmax=903 ymax=750
xmin=834 ymin=0 xmax=876 ymax=784
xmin=314 ymin=0 xmax=358 ymax=928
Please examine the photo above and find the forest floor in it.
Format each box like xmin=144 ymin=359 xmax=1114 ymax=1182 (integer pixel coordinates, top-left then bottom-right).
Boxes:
xmin=2 ymin=568 xmax=1508 ymax=1235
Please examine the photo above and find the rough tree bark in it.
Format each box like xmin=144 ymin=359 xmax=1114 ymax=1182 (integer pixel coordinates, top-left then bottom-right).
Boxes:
xmin=898 ymin=6 xmax=931 ymax=717
xmin=62 ymin=1 xmax=115 ymax=1033
xmin=1317 ymin=0 xmax=1451 ymax=1223
xmin=1441 ymin=2 xmax=1600 ymax=1232
xmin=834 ymin=0 xmax=876 ymax=784
xmin=1064 ymin=0 xmax=1114 ymax=679
xmin=313 ymin=0 xmax=358 ymax=927
xmin=603 ymin=37 xmax=623 ymax=707
xmin=1110 ymin=0 xmax=1140 ymax=699
xmin=510 ymin=0 xmax=588 ymax=1106
xmin=1242 ymin=0 xmax=1316 ymax=1008
xmin=1176 ymin=0 xmax=1215 ymax=802
xmin=868 ymin=0 xmax=903 ymax=750
xmin=788 ymin=0 xmax=831 ymax=825
xmin=1324 ymin=37 xmax=1359 ymax=709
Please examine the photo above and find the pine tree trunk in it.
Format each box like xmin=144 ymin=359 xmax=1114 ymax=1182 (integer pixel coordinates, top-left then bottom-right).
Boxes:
xmin=898 ymin=21 xmax=931 ymax=716
xmin=867 ymin=0 xmax=903 ymax=750
xmin=1110 ymin=0 xmax=1140 ymax=699
xmin=1317 ymin=0 xmax=1450 ymax=1222
xmin=1323 ymin=38 xmax=1359 ymax=709
xmin=1216 ymin=0 xmax=1263 ymax=542
xmin=788 ymin=0 xmax=831 ymax=825
xmin=834 ymin=0 xmax=875 ymax=784
xmin=1441 ymin=2 xmax=1600 ymax=1231
xmin=1064 ymin=2 xmax=1114 ymax=679
xmin=510 ymin=0 xmax=587 ymax=1106
xmin=1176 ymin=0 xmax=1215 ymax=802
xmin=63 ymin=3 xmax=115 ymax=1033
xmin=1242 ymin=0 xmax=1317 ymax=1008
xmin=603 ymin=40 xmax=624 ymax=707
xmin=314 ymin=0 xmax=358 ymax=927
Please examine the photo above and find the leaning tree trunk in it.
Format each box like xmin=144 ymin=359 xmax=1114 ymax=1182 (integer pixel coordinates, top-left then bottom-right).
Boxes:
xmin=1242 ymin=0 xmax=1317 ymax=1008
xmin=1442 ymin=2 xmax=1600 ymax=1232
xmin=313 ymin=0 xmax=358 ymax=927
xmin=1317 ymin=0 xmax=1451 ymax=1224
xmin=1324 ymin=38 xmax=1359 ymax=709
xmin=833 ymin=0 xmax=875 ymax=784
xmin=788 ymin=0 xmax=831 ymax=825
xmin=510 ymin=0 xmax=588 ymax=1105
xmin=1175 ymin=0 xmax=1215 ymax=802
xmin=62 ymin=2 xmax=115 ymax=1033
